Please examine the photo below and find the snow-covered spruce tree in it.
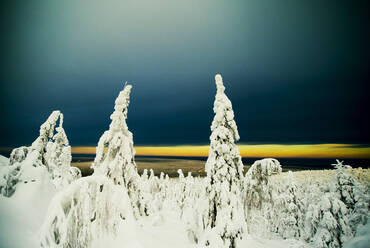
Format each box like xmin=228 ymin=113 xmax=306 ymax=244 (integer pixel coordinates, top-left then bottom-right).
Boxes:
xmin=148 ymin=169 xmax=160 ymax=195
xmin=243 ymin=158 xmax=282 ymax=235
xmin=333 ymin=160 xmax=357 ymax=210
xmin=91 ymin=84 xmax=141 ymax=217
xmin=138 ymin=169 xmax=151 ymax=216
xmin=332 ymin=160 xmax=369 ymax=234
xmin=184 ymin=187 xmax=209 ymax=244
xmin=157 ymin=172 xmax=168 ymax=203
xmin=272 ymin=171 xmax=304 ymax=239
xmin=200 ymin=74 xmax=245 ymax=248
xmin=183 ymin=172 xmax=209 ymax=244
xmin=244 ymin=158 xmax=282 ymax=212
xmin=177 ymin=169 xmax=187 ymax=215
xmin=44 ymin=113 xmax=81 ymax=190
xmin=0 ymin=111 xmax=80 ymax=196
xmin=0 ymin=147 xmax=26 ymax=196
xmin=304 ymin=187 xmax=352 ymax=248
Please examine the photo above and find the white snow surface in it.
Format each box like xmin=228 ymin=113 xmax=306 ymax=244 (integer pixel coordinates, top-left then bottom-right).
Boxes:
xmin=1 ymin=168 xmax=346 ymax=248
xmin=0 ymin=155 xmax=10 ymax=187
xmin=0 ymin=155 xmax=8 ymax=166
xmin=0 ymin=173 xmax=310 ymax=248
xmin=0 ymin=165 xmax=56 ymax=247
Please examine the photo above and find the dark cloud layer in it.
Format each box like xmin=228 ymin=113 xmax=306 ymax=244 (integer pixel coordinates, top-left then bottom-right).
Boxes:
xmin=0 ymin=0 xmax=369 ymax=147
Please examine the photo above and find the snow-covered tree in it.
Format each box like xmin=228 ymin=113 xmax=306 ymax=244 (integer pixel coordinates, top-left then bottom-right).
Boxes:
xmin=44 ymin=113 xmax=81 ymax=189
xmin=244 ymin=158 xmax=282 ymax=211
xmin=148 ymin=169 xmax=160 ymax=195
xmin=0 ymin=148 xmax=25 ymax=196
xmin=304 ymin=187 xmax=352 ymax=248
xmin=201 ymin=74 xmax=246 ymax=248
xmin=333 ymin=160 xmax=357 ymax=209
xmin=177 ymin=169 xmax=187 ymax=214
xmin=182 ymin=174 xmax=209 ymax=244
xmin=272 ymin=171 xmax=304 ymax=239
xmin=184 ymin=190 xmax=209 ymax=244
xmin=91 ymin=84 xmax=141 ymax=216
xmin=137 ymin=169 xmax=151 ymax=216
xmin=39 ymin=175 xmax=135 ymax=248
xmin=29 ymin=110 xmax=61 ymax=165
xmin=242 ymin=158 xmax=282 ymax=236
xmin=0 ymin=111 xmax=80 ymax=196
xmin=332 ymin=160 xmax=369 ymax=234
xmin=349 ymin=188 xmax=369 ymax=235
xmin=39 ymin=84 xmax=142 ymax=246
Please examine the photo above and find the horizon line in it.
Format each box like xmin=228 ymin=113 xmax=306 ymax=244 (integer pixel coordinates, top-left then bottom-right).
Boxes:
xmin=1 ymin=143 xmax=370 ymax=159
xmin=73 ymin=144 xmax=370 ymax=159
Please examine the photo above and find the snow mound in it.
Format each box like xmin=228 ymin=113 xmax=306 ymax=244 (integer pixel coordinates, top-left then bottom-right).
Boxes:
xmin=0 ymin=165 xmax=56 ymax=248
xmin=0 ymin=155 xmax=9 ymax=166
xmin=344 ymin=219 xmax=370 ymax=248
xmin=39 ymin=175 xmax=136 ymax=248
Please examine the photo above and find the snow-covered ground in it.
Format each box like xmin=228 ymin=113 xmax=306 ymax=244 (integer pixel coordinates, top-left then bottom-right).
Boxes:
xmin=0 ymin=156 xmax=56 ymax=247
xmin=0 ymin=172 xmax=307 ymax=248
xmin=0 ymin=160 xmax=368 ymax=248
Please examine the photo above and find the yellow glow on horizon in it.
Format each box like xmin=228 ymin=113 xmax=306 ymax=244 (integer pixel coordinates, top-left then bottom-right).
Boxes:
xmin=70 ymin=144 xmax=370 ymax=159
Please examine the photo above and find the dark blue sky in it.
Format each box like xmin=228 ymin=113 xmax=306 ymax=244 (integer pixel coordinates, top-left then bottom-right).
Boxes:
xmin=0 ymin=0 xmax=369 ymax=147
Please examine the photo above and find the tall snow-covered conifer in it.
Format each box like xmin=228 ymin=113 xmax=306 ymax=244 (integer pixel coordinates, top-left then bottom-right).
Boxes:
xmin=201 ymin=74 xmax=245 ymax=248
xmin=92 ymin=83 xmax=140 ymax=215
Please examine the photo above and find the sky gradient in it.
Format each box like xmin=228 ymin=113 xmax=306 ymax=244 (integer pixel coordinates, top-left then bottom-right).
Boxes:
xmin=1 ymin=1 xmax=369 ymax=158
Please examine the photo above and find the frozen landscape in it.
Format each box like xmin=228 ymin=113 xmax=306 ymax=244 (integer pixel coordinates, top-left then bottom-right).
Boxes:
xmin=0 ymin=75 xmax=369 ymax=248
